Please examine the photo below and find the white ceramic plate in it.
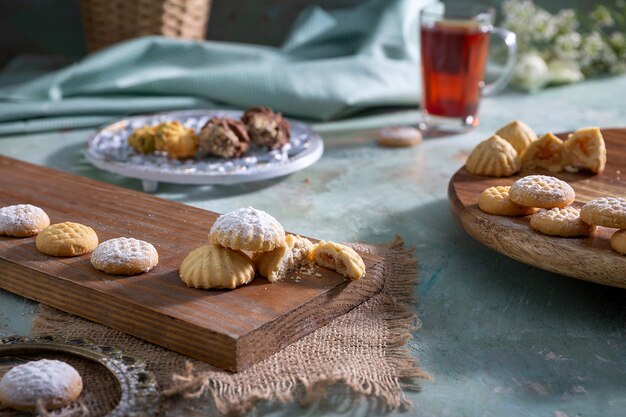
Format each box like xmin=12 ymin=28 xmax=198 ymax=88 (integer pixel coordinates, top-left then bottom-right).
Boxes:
xmin=84 ymin=109 xmax=324 ymax=192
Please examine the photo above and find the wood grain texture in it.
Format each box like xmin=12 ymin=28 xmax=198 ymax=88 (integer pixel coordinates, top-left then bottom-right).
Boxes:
xmin=0 ymin=156 xmax=384 ymax=371
xmin=449 ymin=128 xmax=626 ymax=289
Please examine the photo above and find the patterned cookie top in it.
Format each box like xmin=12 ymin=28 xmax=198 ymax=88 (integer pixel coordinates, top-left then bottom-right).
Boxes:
xmin=36 ymin=222 xmax=99 ymax=257
xmin=509 ymin=175 xmax=575 ymax=209
xmin=0 ymin=204 xmax=50 ymax=237
xmin=0 ymin=359 xmax=81 ymax=406
xmin=210 ymin=206 xmax=285 ymax=252
xmin=530 ymin=206 xmax=595 ymax=237
xmin=478 ymin=186 xmax=537 ymax=217
xmin=465 ymin=135 xmax=520 ymax=177
xmin=580 ymin=197 xmax=626 ymax=228
xmin=179 ymin=244 xmax=255 ymax=289
xmin=495 ymin=120 xmax=537 ymax=156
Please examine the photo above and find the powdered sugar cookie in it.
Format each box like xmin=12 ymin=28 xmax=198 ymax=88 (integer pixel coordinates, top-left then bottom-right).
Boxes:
xmin=35 ymin=222 xmax=98 ymax=257
xmin=209 ymin=206 xmax=285 ymax=252
xmin=509 ymin=175 xmax=575 ymax=209
xmin=0 ymin=204 xmax=50 ymax=237
xmin=253 ymin=234 xmax=313 ymax=282
xmin=478 ymin=186 xmax=538 ymax=216
xmin=309 ymin=241 xmax=366 ymax=280
xmin=521 ymin=132 xmax=565 ymax=172
xmin=465 ymin=135 xmax=521 ymax=177
xmin=91 ymin=237 xmax=159 ymax=275
xmin=495 ymin=120 xmax=538 ymax=157
xmin=179 ymin=244 xmax=255 ymax=289
xmin=610 ymin=230 xmax=626 ymax=255
xmin=0 ymin=359 xmax=83 ymax=411
xmin=530 ymin=207 xmax=595 ymax=237
xmin=376 ymin=126 xmax=423 ymax=148
xmin=580 ymin=197 xmax=626 ymax=229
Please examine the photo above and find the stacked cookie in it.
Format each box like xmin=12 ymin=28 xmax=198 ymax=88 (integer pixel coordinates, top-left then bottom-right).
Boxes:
xmin=0 ymin=204 xmax=159 ymax=276
xmin=128 ymin=107 xmax=291 ymax=160
xmin=478 ymin=175 xmax=626 ymax=255
xmin=466 ymin=122 xmax=607 ymax=177
xmin=179 ymin=206 xmax=366 ymax=290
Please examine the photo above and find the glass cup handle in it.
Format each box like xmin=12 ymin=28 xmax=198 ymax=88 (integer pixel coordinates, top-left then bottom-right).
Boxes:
xmin=482 ymin=27 xmax=517 ymax=97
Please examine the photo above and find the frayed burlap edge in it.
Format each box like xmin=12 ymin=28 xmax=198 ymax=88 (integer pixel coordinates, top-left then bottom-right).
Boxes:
xmin=32 ymin=236 xmax=430 ymax=415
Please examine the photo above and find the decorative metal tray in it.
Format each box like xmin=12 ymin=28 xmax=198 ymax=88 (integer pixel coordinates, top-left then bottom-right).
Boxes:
xmin=0 ymin=335 xmax=159 ymax=417
xmin=84 ymin=110 xmax=324 ymax=192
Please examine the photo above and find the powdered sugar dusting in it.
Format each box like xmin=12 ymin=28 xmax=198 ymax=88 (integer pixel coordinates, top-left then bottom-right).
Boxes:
xmin=91 ymin=237 xmax=158 ymax=270
xmin=0 ymin=359 xmax=81 ymax=405
xmin=210 ymin=207 xmax=285 ymax=250
xmin=0 ymin=204 xmax=49 ymax=235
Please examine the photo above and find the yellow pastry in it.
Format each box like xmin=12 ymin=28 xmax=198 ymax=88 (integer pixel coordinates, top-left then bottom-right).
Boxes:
xmin=179 ymin=244 xmax=255 ymax=290
xmin=209 ymin=206 xmax=286 ymax=252
xmin=35 ymin=222 xmax=99 ymax=257
xmin=253 ymin=234 xmax=313 ymax=282
xmin=521 ymin=132 xmax=565 ymax=172
xmin=495 ymin=120 xmax=538 ymax=157
xmin=563 ymin=127 xmax=606 ymax=174
xmin=465 ymin=135 xmax=521 ymax=177
xmin=477 ymin=186 xmax=538 ymax=216
xmin=309 ymin=241 xmax=366 ymax=280
xmin=127 ymin=125 xmax=157 ymax=154
xmin=154 ymin=121 xmax=198 ymax=159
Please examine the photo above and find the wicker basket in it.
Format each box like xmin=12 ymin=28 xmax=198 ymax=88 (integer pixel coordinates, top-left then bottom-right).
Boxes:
xmin=80 ymin=0 xmax=212 ymax=52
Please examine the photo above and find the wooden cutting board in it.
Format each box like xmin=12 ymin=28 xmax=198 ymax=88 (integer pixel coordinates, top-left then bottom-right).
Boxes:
xmin=449 ymin=128 xmax=626 ymax=289
xmin=0 ymin=156 xmax=384 ymax=371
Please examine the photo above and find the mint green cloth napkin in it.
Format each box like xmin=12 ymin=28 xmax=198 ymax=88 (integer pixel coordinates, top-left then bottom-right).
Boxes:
xmin=0 ymin=0 xmax=425 ymax=136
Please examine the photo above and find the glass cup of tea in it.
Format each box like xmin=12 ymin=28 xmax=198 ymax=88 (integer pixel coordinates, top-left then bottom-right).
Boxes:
xmin=419 ymin=2 xmax=517 ymax=133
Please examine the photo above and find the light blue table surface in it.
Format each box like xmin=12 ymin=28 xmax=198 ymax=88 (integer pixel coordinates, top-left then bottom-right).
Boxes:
xmin=1 ymin=76 xmax=626 ymax=417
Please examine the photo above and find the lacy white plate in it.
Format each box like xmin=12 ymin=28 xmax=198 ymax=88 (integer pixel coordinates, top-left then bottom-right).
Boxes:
xmin=85 ymin=110 xmax=324 ymax=192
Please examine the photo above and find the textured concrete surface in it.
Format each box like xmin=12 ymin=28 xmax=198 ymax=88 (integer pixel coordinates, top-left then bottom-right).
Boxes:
xmin=1 ymin=76 xmax=625 ymax=416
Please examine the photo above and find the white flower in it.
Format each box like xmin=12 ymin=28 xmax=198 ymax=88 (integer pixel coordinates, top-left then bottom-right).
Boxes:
xmin=581 ymin=31 xmax=617 ymax=69
xmin=554 ymin=32 xmax=581 ymax=61
xmin=531 ymin=9 xmax=558 ymax=42
xmin=553 ymin=9 xmax=578 ymax=33
xmin=609 ymin=32 xmax=626 ymax=49
xmin=590 ymin=6 xmax=614 ymax=28
xmin=512 ymin=52 xmax=550 ymax=92
xmin=548 ymin=59 xmax=584 ymax=85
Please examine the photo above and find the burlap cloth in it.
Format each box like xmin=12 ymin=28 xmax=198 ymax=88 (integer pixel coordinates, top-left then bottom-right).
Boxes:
xmin=30 ymin=237 xmax=429 ymax=416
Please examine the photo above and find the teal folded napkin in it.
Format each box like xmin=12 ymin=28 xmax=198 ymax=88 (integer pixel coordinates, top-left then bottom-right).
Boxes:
xmin=0 ymin=0 xmax=425 ymax=136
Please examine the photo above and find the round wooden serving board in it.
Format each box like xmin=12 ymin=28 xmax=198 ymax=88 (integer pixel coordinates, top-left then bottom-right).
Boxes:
xmin=449 ymin=128 xmax=626 ymax=289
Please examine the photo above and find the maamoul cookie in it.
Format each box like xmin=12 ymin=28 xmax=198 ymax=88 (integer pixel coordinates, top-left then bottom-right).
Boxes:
xmin=509 ymin=175 xmax=575 ymax=209
xmin=521 ymin=132 xmax=564 ymax=172
xmin=253 ymin=234 xmax=313 ymax=282
xmin=241 ymin=107 xmax=291 ymax=149
xmin=530 ymin=207 xmax=595 ymax=237
xmin=210 ymin=206 xmax=285 ymax=252
xmin=495 ymin=120 xmax=538 ymax=157
xmin=478 ymin=186 xmax=538 ymax=216
xmin=154 ymin=120 xmax=198 ymax=159
xmin=198 ymin=117 xmax=251 ymax=158
xmin=0 ymin=204 xmax=50 ymax=237
xmin=91 ymin=237 xmax=159 ymax=275
xmin=580 ymin=197 xmax=626 ymax=229
xmin=179 ymin=244 xmax=255 ymax=289
xmin=564 ymin=127 xmax=606 ymax=174
xmin=610 ymin=230 xmax=626 ymax=255
xmin=128 ymin=125 xmax=157 ymax=154
xmin=465 ymin=135 xmax=521 ymax=177
xmin=376 ymin=126 xmax=423 ymax=148
xmin=35 ymin=222 xmax=99 ymax=257
xmin=309 ymin=241 xmax=366 ymax=280
xmin=0 ymin=359 xmax=83 ymax=411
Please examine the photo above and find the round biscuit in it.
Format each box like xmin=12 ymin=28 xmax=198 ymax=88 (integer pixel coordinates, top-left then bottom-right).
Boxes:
xmin=91 ymin=237 xmax=159 ymax=275
xmin=0 ymin=204 xmax=50 ymax=237
xmin=530 ymin=207 xmax=595 ymax=237
xmin=477 ymin=186 xmax=538 ymax=216
xmin=35 ymin=222 xmax=98 ymax=257
xmin=509 ymin=175 xmax=575 ymax=209
xmin=0 ymin=359 xmax=83 ymax=411
xmin=580 ymin=197 xmax=626 ymax=229
xmin=179 ymin=244 xmax=255 ymax=289
xmin=610 ymin=230 xmax=626 ymax=255
xmin=376 ymin=126 xmax=423 ymax=148
xmin=209 ymin=206 xmax=285 ymax=252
